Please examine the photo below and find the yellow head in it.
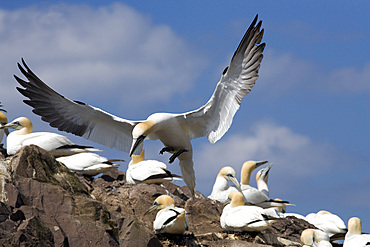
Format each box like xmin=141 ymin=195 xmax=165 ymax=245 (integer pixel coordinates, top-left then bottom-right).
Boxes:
xmin=130 ymin=120 xmax=155 ymax=156
xmin=240 ymin=160 xmax=268 ymax=185
xmin=228 ymin=191 xmax=245 ymax=208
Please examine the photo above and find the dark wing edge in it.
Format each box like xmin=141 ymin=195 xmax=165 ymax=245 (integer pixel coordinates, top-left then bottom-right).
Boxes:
xmin=15 ymin=58 xmax=139 ymax=153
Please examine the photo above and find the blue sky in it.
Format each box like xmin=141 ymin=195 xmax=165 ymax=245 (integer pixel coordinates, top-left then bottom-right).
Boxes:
xmin=0 ymin=1 xmax=369 ymax=232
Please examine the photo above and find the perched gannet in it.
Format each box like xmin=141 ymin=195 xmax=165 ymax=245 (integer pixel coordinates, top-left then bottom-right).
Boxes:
xmin=344 ymin=217 xmax=370 ymax=247
xmin=0 ymin=110 xmax=8 ymax=156
xmin=56 ymin=152 xmax=123 ymax=176
xmin=126 ymin=148 xmax=181 ymax=184
xmin=272 ymin=198 xmax=306 ymax=220
xmin=240 ymin=161 xmax=293 ymax=208
xmin=255 ymin=163 xmax=273 ymax=197
xmin=208 ymin=166 xmax=242 ymax=203
xmin=15 ymin=15 xmax=265 ymax=195
xmin=145 ymin=195 xmax=189 ymax=234
xmin=220 ymin=191 xmax=277 ymax=232
xmin=0 ymin=108 xmax=9 ymax=143
xmin=0 ymin=117 xmax=100 ymax=156
xmin=301 ymin=229 xmax=332 ymax=247
xmin=305 ymin=210 xmax=347 ymax=237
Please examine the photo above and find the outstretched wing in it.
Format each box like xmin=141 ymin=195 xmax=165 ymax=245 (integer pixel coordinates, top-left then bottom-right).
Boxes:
xmin=15 ymin=59 xmax=140 ymax=153
xmin=180 ymin=15 xmax=265 ymax=143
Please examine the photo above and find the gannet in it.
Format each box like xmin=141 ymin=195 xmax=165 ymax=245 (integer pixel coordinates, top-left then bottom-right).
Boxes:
xmin=305 ymin=210 xmax=347 ymax=237
xmin=208 ymin=166 xmax=242 ymax=203
xmin=220 ymin=191 xmax=277 ymax=232
xmin=0 ymin=106 xmax=9 ymax=143
xmin=126 ymin=148 xmax=181 ymax=184
xmin=0 ymin=111 xmax=8 ymax=156
xmin=272 ymin=198 xmax=306 ymax=220
xmin=0 ymin=117 xmax=100 ymax=156
xmin=15 ymin=15 xmax=265 ymax=195
xmin=56 ymin=152 xmax=123 ymax=176
xmin=240 ymin=161 xmax=293 ymax=208
xmin=301 ymin=229 xmax=332 ymax=247
xmin=344 ymin=217 xmax=370 ymax=247
xmin=255 ymin=163 xmax=273 ymax=197
xmin=145 ymin=195 xmax=189 ymax=234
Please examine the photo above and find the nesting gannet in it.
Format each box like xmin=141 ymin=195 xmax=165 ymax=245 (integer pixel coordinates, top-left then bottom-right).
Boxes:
xmin=208 ymin=166 xmax=242 ymax=203
xmin=126 ymin=148 xmax=181 ymax=184
xmin=0 ymin=108 xmax=9 ymax=143
xmin=240 ymin=161 xmax=293 ymax=208
xmin=145 ymin=195 xmax=189 ymax=234
xmin=220 ymin=191 xmax=277 ymax=232
xmin=344 ymin=217 xmax=370 ymax=247
xmin=305 ymin=210 xmax=347 ymax=237
xmin=56 ymin=152 xmax=123 ymax=176
xmin=255 ymin=163 xmax=273 ymax=197
xmin=0 ymin=117 xmax=100 ymax=156
xmin=15 ymin=15 xmax=265 ymax=195
xmin=301 ymin=229 xmax=332 ymax=247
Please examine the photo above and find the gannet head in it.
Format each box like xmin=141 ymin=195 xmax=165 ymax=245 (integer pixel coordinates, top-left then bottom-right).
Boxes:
xmin=273 ymin=198 xmax=286 ymax=213
xmin=218 ymin=166 xmax=241 ymax=190
xmin=130 ymin=120 xmax=155 ymax=156
xmin=347 ymin=217 xmax=362 ymax=237
xmin=300 ymin=229 xmax=315 ymax=246
xmin=0 ymin=112 xmax=9 ymax=137
xmin=228 ymin=191 xmax=245 ymax=208
xmin=240 ymin=160 xmax=268 ymax=185
xmin=145 ymin=195 xmax=175 ymax=215
xmin=1 ymin=117 xmax=33 ymax=134
xmin=256 ymin=163 xmax=273 ymax=184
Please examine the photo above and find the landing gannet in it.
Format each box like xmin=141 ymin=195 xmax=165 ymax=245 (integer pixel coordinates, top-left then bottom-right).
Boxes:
xmin=145 ymin=195 xmax=189 ymax=234
xmin=255 ymin=163 xmax=273 ymax=197
xmin=220 ymin=191 xmax=277 ymax=232
xmin=344 ymin=217 xmax=370 ymax=247
xmin=56 ymin=152 xmax=123 ymax=176
xmin=301 ymin=229 xmax=332 ymax=247
xmin=208 ymin=166 xmax=242 ymax=204
xmin=240 ymin=161 xmax=293 ymax=208
xmin=305 ymin=210 xmax=347 ymax=237
xmin=0 ymin=117 xmax=100 ymax=157
xmin=126 ymin=148 xmax=181 ymax=184
xmin=15 ymin=15 xmax=265 ymax=195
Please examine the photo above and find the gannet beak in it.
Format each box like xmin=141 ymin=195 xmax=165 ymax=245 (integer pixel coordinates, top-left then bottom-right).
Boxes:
xmin=144 ymin=203 xmax=160 ymax=215
xmin=261 ymin=163 xmax=273 ymax=178
xmin=0 ymin=122 xmax=17 ymax=129
xmin=130 ymin=135 xmax=145 ymax=156
xmin=255 ymin=160 xmax=268 ymax=168
xmin=227 ymin=174 xmax=241 ymax=191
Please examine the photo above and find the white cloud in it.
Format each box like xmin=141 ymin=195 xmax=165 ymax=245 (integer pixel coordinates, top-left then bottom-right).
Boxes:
xmin=193 ymin=121 xmax=350 ymax=195
xmin=0 ymin=3 xmax=205 ymax=113
xmin=257 ymin=50 xmax=370 ymax=97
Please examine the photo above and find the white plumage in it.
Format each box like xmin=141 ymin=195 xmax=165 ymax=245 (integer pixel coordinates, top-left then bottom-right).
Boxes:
xmin=126 ymin=149 xmax=181 ymax=184
xmin=301 ymin=229 xmax=332 ymax=247
xmin=145 ymin=195 xmax=188 ymax=234
xmin=0 ymin=117 xmax=99 ymax=156
xmin=344 ymin=217 xmax=370 ymax=247
xmin=305 ymin=210 xmax=347 ymax=237
xmin=240 ymin=161 xmax=293 ymax=208
xmin=208 ymin=166 xmax=241 ymax=204
xmin=220 ymin=191 xmax=276 ymax=232
xmin=15 ymin=15 xmax=265 ymax=195
xmin=56 ymin=152 xmax=122 ymax=176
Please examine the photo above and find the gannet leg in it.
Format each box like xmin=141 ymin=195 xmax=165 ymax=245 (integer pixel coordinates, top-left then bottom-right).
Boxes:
xmin=159 ymin=146 xmax=174 ymax=155
xmin=169 ymin=149 xmax=188 ymax=164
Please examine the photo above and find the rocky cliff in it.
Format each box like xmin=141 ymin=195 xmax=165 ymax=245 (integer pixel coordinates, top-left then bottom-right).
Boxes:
xmin=0 ymin=145 xmax=330 ymax=247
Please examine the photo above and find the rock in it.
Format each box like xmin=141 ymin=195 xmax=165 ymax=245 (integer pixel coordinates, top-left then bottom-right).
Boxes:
xmin=0 ymin=144 xmax=340 ymax=246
